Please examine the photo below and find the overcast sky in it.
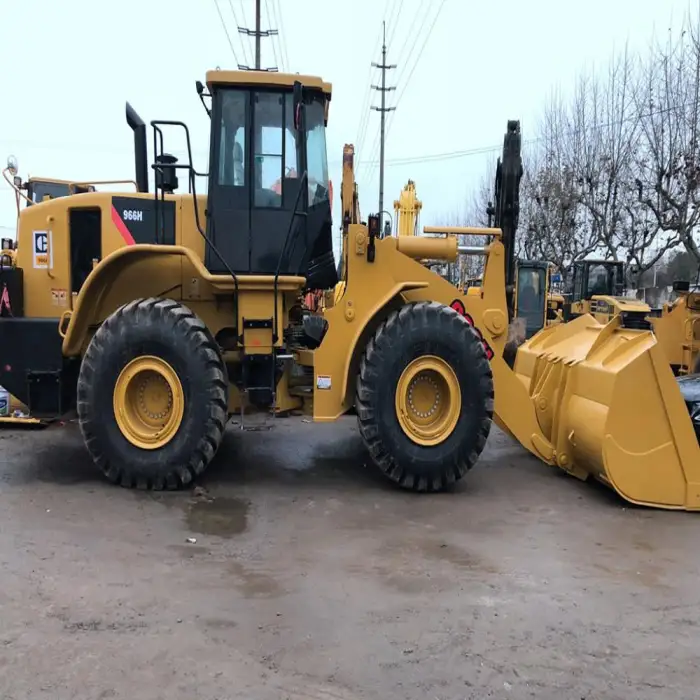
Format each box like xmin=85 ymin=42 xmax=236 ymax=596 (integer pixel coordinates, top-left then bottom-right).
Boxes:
xmin=0 ymin=0 xmax=694 ymax=253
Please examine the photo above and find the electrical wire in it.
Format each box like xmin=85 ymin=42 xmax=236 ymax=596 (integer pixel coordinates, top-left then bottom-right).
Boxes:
xmin=213 ymin=0 xmax=241 ymax=67
xmin=367 ymin=0 xmax=447 ymax=182
xmin=391 ymin=0 xmax=432 ymax=82
xmin=2 ymin=101 xmax=694 ymax=196
xmin=263 ymin=0 xmax=281 ymax=71
xmin=228 ymin=0 xmax=252 ymax=67
xmin=384 ymin=0 xmax=402 ymax=51
xmin=356 ymin=0 xmax=403 ymax=169
xmin=355 ymin=25 xmax=384 ymax=169
xmin=363 ymin=0 xmax=444 ymax=182
xmin=272 ymin=0 xmax=290 ymax=72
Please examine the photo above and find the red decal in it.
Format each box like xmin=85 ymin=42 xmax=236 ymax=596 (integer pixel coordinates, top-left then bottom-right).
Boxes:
xmin=450 ymin=299 xmax=466 ymax=316
xmin=0 ymin=284 xmax=12 ymax=317
xmin=449 ymin=298 xmax=494 ymax=360
xmin=111 ymin=205 xmax=135 ymax=246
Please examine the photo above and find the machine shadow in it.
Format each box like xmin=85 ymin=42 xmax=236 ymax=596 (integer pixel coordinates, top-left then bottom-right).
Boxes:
xmin=201 ymin=425 xmax=401 ymax=493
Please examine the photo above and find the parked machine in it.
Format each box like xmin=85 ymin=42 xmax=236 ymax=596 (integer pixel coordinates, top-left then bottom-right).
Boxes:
xmin=393 ymin=180 xmax=422 ymax=237
xmin=564 ymin=258 xmax=651 ymax=326
xmin=2 ymin=69 xmax=700 ymax=510
xmin=649 ymin=280 xmax=700 ymax=375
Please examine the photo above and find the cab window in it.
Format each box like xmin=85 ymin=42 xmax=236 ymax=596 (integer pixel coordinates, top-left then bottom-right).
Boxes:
xmin=586 ymin=264 xmax=610 ymax=297
xmin=517 ymin=268 xmax=545 ymax=312
xmin=218 ymin=90 xmax=246 ymax=187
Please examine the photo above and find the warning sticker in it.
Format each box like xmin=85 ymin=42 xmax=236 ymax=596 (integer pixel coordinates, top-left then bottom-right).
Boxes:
xmin=51 ymin=288 xmax=68 ymax=307
xmin=33 ymin=230 xmax=53 ymax=269
xmin=316 ymin=375 xmax=332 ymax=390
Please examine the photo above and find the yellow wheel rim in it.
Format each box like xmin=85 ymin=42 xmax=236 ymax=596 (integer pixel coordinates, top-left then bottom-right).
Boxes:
xmin=395 ymin=355 xmax=461 ymax=446
xmin=113 ymin=356 xmax=184 ymax=450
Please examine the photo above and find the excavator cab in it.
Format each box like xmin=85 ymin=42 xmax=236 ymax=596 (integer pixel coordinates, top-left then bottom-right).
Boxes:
xmin=514 ymin=260 xmax=548 ymax=338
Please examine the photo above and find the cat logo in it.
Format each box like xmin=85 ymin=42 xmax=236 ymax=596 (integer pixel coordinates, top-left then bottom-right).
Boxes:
xmin=33 ymin=230 xmax=53 ymax=269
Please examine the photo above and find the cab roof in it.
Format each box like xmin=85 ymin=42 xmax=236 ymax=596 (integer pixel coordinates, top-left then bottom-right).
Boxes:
xmin=205 ymin=70 xmax=332 ymax=97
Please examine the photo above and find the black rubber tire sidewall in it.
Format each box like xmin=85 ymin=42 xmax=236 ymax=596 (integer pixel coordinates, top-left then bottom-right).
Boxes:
xmin=77 ymin=298 xmax=227 ymax=488
xmin=357 ymin=301 xmax=493 ymax=491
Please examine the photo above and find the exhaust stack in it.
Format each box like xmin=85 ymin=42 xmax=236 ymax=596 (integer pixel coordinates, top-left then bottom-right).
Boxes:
xmin=125 ymin=102 xmax=149 ymax=193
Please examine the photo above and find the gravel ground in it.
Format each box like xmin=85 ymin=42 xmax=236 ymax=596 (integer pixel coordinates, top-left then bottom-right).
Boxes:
xmin=0 ymin=415 xmax=698 ymax=700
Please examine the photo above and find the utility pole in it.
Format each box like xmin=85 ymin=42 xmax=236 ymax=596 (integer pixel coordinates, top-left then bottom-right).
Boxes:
xmin=238 ymin=0 xmax=278 ymax=71
xmin=371 ymin=21 xmax=396 ymax=231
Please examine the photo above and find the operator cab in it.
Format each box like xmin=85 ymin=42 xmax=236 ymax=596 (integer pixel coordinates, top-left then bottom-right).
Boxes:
xmin=570 ymin=260 xmax=624 ymax=302
xmin=204 ymin=71 xmax=336 ymax=288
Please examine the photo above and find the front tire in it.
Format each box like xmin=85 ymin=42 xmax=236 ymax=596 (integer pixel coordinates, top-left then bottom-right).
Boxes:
xmin=77 ymin=298 xmax=228 ymax=489
xmin=356 ymin=301 xmax=494 ymax=492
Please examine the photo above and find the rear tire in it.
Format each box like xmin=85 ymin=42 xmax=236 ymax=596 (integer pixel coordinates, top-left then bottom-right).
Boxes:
xmin=356 ymin=301 xmax=494 ymax=492
xmin=77 ymin=298 xmax=228 ymax=489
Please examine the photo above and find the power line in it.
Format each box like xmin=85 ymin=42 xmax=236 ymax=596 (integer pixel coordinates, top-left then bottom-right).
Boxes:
xmin=237 ymin=0 xmax=278 ymax=71
xmin=356 ymin=0 xmax=402 ymax=169
xmin=228 ymin=0 xmax=253 ymax=67
xmin=213 ymin=0 xmax=242 ymax=67
xmin=365 ymin=0 xmax=445 ymax=183
xmin=263 ymin=0 xmax=281 ymax=71
xmin=371 ymin=0 xmax=447 ymax=182
xmin=271 ymin=0 xmax=290 ymax=72
xmin=3 ymin=101 xmax=694 ymax=179
xmin=354 ymin=26 xmax=383 ymax=168
xmin=390 ymin=0 xmax=431 ymax=80
xmin=384 ymin=0 xmax=402 ymax=51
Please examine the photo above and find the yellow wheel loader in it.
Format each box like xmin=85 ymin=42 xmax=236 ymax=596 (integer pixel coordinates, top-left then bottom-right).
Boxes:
xmin=0 ymin=158 xmax=100 ymax=426
xmin=563 ymin=258 xmax=651 ymax=326
xmin=649 ymin=280 xmax=700 ymax=376
xmin=3 ymin=71 xmax=700 ymax=509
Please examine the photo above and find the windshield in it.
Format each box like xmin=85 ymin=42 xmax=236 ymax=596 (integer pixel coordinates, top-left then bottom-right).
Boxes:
xmin=216 ymin=89 xmax=329 ymax=209
xmin=586 ymin=264 xmax=615 ymax=297
xmin=516 ymin=266 xmax=546 ymax=336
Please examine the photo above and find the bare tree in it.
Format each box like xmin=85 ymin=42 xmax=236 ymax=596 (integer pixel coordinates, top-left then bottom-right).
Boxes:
xmin=434 ymin=201 xmax=487 ymax=284
xmin=634 ymin=13 xmax=700 ymax=264
xmin=518 ymin=108 xmax=600 ymax=284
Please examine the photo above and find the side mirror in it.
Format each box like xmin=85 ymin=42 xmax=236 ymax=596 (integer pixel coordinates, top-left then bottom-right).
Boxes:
xmin=6 ymin=155 xmax=18 ymax=176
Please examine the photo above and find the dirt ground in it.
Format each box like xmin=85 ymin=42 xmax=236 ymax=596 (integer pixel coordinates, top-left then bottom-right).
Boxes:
xmin=0 ymin=415 xmax=698 ymax=700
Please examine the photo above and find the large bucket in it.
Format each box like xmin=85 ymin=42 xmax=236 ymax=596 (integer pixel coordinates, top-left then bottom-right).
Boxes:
xmin=514 ymin=314 xmax=700 ymax=510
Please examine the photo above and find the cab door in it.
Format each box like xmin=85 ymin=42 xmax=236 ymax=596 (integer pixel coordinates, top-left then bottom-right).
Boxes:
xmin=514 ymin=262 xmax=548 ymax=338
